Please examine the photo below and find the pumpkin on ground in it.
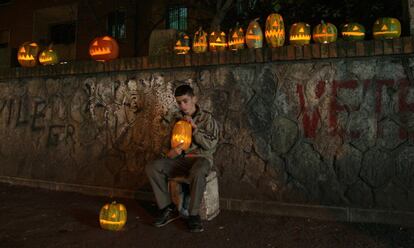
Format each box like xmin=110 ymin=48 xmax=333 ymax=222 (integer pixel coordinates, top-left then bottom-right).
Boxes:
xmin=99 ymin=201 xmax=127 ymax=231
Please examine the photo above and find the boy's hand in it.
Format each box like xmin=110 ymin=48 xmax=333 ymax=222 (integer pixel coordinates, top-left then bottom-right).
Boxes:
xmin=167 ymin=143 xmax=184 ymax=159
xmin=183 ymin=115 xmax=197 ymax=129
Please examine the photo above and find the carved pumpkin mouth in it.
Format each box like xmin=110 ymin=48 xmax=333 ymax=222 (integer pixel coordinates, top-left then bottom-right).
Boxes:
xmin=39 ymin=56 xmax=53 ymax=62
xmin=99 ymin=219 xmax=125 ymax=225
xmin=265 ymin=29 xmax=285 ymax=38
xmin=174 ymin=40 xmax=190 ymax=54
xmin=90 ymin=47 xmax=112 ymax=55
xmin=313 ymin=33 xmax=335 ymax=38
xmin=374 ymin=30 xmax=399 ymax=35
xmin=290 ymin=34 xmax=311 ymax=40
xmin=18 ymin=54 xmax=35 ymax=61
xmin=342 ymin=31 xmax=364 ymax=36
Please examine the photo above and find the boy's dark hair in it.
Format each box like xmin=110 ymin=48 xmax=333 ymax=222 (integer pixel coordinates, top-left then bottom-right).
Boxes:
xmin=174 ymin=84 xmax=194 ymax=97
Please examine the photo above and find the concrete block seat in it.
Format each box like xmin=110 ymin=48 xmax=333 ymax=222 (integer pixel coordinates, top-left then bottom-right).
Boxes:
xmin=168 ymin=170 xmax=220 ymax=221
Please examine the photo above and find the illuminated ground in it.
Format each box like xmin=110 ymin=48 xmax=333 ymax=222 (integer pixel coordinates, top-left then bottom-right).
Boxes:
xmin=1 ymin=183 xmax=413 ymax=248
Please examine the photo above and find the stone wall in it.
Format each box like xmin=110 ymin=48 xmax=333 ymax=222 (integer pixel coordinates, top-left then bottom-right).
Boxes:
xmin=2 ymin=39 xmax=414 ymax=215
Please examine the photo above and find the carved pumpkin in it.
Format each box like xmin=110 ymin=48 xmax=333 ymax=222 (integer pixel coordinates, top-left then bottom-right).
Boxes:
xmin=341 ymin=23 xmax=365 ymax=41
xmin=228 ymin=24 xmax=245 ymax=51
xmin=373 ymin=17 xmax=401 ymax=40
xmin=39 ymin=47 xmax=59 ymax=65
xmin=99 ymin=201 xmax=127 ymax=231
xmin=17 ymin=42 xmax=39 ymax=67
xmin=89 ymin=36 xmax=119 ymax=62
xmin=171 ymin=120 xmax=192 ymax=151
xmin=313 ymin=21 xmax=337 ymax=44
xmin=192 ymin=27 xmax=208 ymax=53
xmin=246 ymin=18 xmax=263 ymax=48
xmin=265 ymin=13 xmax=285 ymax=48
xmin=209 ymin=30 xmax=227 ymax=52
xmin=289 ymin=22 xmax=311 ymax=46
xmin=174 ymin=32 xmax=191 ymax=55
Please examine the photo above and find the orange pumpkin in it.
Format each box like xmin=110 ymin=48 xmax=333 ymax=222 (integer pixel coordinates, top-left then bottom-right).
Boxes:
xmin=17 ymin=42 xmax=39 ymax=67
xmin=209 ymin=30 xmax=227 ymax=52
xmin=89 ymin=36 xmax=119 ymax=62
xmin=174 ymin=32 xmax=191 ymax=55
xmin=289 ymin=22 xmax=311 ymax=46
xmin=192 ymin=27 xmax=208 ymax=53
xmin=171 ymin=120 xmax=192 ymax=151
xmin=265 ymin=13 xmax=285 ymax=48
xmin=228 ymin=24 xmax=245 ymax=51
xmin=246 ymin=18 xmax=263 ymax=48
xmin=99 ymin=201 xmax=127 ymax=231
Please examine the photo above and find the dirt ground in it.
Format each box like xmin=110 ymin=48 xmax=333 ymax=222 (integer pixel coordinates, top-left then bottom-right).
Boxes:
xmin=1 ymin=183 xmax=414 ymax=248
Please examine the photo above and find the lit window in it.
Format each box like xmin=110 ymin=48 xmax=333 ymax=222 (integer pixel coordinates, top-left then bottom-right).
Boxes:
xmin=167 ymin=5 xmax=187 ymax=31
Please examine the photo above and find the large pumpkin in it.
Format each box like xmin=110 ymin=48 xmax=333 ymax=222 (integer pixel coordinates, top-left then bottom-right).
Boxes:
xmin=341 ymin=23 xmax=365 ymax=41
xmin=289 ymin=22 xmax=311 ymax=46
xmin=373 ymin=17 xmax=401 ymax=40
xmin=209 ymin=30 xmax=227 ymax=52
xmin=313 ymin=21 xmax=337 ymax=44
xmin=89 ymin=36 xmax=119 ymax=62
xmin=39 ymin=47 xmax=59 ymax=65
xmin=99 ymin=201 xmax=127 ymax=231
xmin=192 ymin=27 xmax=208 ymax=53
xmin=17 ymin=42 xmax=39 ymax=67
xmin=246 ymin=18 xmax=263 ymax=48
xmin=228 ymin=24 xmax=245 ymax=51
xmin=265 ymin=13 xmax=285 ymax=48
xmin=174 ymin=32 xmax=191 ymax=55
xmin=171 ymin=120 xmax=192 ymax=151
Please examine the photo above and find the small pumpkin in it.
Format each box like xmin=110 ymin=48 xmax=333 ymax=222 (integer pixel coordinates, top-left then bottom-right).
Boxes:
xmin=246 ymin=18 xmax=263 ymax=48
xmin=17 ymin=42 xmax=39 ymax=67
xmin=228 ymin=24 xmax=245 ymax=51
xmin=289 ymin=22 xmax=311 ymax=46
xmin=171 ymin=120 xmax=192 ymax=151
xmin=209 ymin=30 xmax=227 ymax=52
xmin=174 ymin=32 xmax=191 ymax=55
xmin=39 ymin=46 xmax=59 ymax=65
xmin=313 ymin=21 xmax=337 ymax=44
xmin=341 ymin=23 xmax=365 ymax=41
xmin=265 ymin=13 xmax=285 ymax=48
xmin=99 ymin=201 xmax=127 ymax=231
xmin=89 ymin=36 xmax=119 ymax=62
xmin=373 ymin=17 xmax=401 ymax=40
xmin=192 ymin=27 xmax=208 ymax=53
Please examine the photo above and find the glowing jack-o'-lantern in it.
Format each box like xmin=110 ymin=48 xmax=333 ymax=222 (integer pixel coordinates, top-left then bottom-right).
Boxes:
xmin=99 ymin=201 xmax=127 ymax=231
xmin=39 ymin=47 xmax=59 ymax=65
xmin=265 ymin=13 xmax=285 ymax=48
xmin=174 ymin=32 xmax=191 ymax=55
xmin=17 ymin=42 xmax=39 ymax=67
xmin=228 ymin=24 xmax=245 ymax=51
xmin=313 ymin=21 xmax=337 ymax=44
xmin=289 ymin=22 xmax=311 ymax=46
xmin=342 ymin=23 xmax=365 ymax=41
xmin=373 ymin=17 xmax=401 ymax=40
xmin=89 ymin=36 xmax=119 ymax=62
xmin=246 ymin=18 xmax=263 ymax=48
xmin=209 ymin=30 xmax=227 ymax=52
xmin=192 ymin=27 xmax=208 ymax=53
xmin=171 ymin=120 xmax=192 ymax=151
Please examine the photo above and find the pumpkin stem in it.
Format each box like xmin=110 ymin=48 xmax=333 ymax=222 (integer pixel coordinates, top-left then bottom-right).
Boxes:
xmin=321 ymin=20 xmax=326 ymax=25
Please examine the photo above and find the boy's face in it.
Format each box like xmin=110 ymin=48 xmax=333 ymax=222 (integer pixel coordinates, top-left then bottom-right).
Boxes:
xmin=175 ymin=94 xmax=196 ymax=115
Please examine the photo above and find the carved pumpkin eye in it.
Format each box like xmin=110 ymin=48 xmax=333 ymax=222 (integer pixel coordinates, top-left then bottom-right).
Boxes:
xmin=381 ymin=24 xmax=388 ymax=31
xmin=299 ymin=27 xmax=304 ymax=33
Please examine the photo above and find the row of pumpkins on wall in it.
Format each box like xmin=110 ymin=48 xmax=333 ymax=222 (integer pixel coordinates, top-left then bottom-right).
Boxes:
xmin=17 ymin=36 xmax=119 ymax=67
xmin=174 ymin=14 xmax=402 ymax=54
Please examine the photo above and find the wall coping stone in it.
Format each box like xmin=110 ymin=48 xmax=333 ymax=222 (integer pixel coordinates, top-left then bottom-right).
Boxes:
xmin=1 ymin=37 xmax=414 ymax=80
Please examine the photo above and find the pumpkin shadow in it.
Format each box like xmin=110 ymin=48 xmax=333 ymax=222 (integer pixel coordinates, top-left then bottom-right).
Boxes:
xmin=68 ymin=207 xmax=100 ymax=229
